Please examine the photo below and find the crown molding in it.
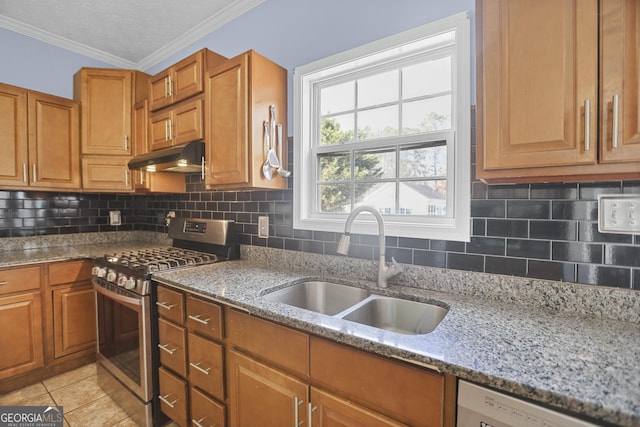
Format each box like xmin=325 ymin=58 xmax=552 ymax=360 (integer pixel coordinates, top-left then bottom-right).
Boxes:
xmin=0 ymin=0 xmax=264 ymax=71
xmin=0 ymin=15 xmax=137 ymax=68
xmin=136 ymin=0 xmax=264 ymax=70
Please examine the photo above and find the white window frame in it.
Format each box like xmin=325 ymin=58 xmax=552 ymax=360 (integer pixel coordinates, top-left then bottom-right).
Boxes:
xmin=293 ymin=12 xmax=471 ymax=242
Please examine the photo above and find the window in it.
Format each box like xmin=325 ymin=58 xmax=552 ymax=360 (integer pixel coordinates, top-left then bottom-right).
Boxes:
xmin=293 ymin=12 xmax=471 ymax=241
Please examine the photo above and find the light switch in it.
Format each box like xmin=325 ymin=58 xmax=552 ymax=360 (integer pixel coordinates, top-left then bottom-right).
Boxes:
xmin=598 ymin=195 xmax=640 ymax=234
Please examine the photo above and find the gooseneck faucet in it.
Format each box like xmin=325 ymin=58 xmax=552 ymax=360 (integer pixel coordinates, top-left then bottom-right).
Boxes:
xmin=336 ymin=205 xmax=403 ymax=288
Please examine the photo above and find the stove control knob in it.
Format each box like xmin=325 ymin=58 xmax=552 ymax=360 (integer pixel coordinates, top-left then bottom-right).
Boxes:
xmin=93 ymin=267 xmax=107 ymax=278
xmin=116 ymin=274 xmax=128 ymax=287
xmin=106 ymin=269 xmax=117 ymax=283
xmin=125 ymin=277 xmax=137 ymax=290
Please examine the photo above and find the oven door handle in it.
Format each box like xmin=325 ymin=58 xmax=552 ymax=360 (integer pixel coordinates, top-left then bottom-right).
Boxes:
xmin=94 ymin=282 xmax=142 ymax=307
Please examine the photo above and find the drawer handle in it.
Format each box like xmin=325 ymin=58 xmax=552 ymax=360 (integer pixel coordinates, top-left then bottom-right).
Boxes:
xmin=158 ymin=343 xmax=177 ymax=355
xmin=188 ymin=314 xmax=211 ymax=325
xmin=159 ymin=393 xmax=177 ymax=408
xmin=189 ymin=361 xmax=211 ymax=375
xmin=156 ymin=301 xmax=176 ymax=310
xmin=0 ymin=281 xmax=8 ymax=286
xmin=192 ymin=418 xmax=207 ymax=427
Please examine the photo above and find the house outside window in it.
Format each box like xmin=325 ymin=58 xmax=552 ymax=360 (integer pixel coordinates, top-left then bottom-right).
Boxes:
xmin=293 ymin=12 xmax=471 ymax=241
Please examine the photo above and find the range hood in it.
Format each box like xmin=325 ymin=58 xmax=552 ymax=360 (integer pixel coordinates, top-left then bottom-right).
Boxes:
xmin=128 ymin=141 xmax=204 ymax=173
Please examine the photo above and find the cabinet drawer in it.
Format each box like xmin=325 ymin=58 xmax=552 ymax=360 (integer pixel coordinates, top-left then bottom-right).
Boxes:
xmin=0 ymin=265 xmax=42 ymax=295
xmin=188 ymin=332 xmax=224 ymax=401
xmin=158 ymin=367 xmax=188 ymax=427
xmin=157 ymin=285 xmax=184 ymax=324
xmin=310 ymin=337 xmax=443 ymax=427
xmin=191 ymin=387 xmax=226 ymax=427
xmin=186 ymin=295 xmax=223 ymax=340
xmin=48 ymin=260 xmax=92 ymax=286
xmin=226 ymin=309 xmax=309 ymax=376
xmin=158 ymin=317 xmax=187 ymax=377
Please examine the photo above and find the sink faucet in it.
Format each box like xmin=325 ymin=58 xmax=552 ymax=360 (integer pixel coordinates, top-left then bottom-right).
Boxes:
xmin=336 ymin=205 xmax=403 ymax=288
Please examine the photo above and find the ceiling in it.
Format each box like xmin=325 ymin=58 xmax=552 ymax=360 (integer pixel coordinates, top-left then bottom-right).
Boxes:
xmin=0 ymin=0 xmax=264 ymax=70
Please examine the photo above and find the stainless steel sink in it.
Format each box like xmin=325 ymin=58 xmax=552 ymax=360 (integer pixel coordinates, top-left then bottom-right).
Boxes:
xmin=264 ymin=281 xmax=370 ymax=315
xmin=342 ymin=296 xmax=448 ymax=335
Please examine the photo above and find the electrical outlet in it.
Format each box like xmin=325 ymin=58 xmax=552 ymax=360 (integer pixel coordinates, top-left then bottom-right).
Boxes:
xmin=598 ymin=195 xmax=640 ymax=234
xmin=258 ymin=216 xmax=269 ymax=239
xmin=165 ymin=211 xmax=176 ymax=226
xmin=109 ymin=211 xmax=121 ymax=226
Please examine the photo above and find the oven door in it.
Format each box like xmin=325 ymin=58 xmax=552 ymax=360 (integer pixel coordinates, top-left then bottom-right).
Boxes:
xmin=94 ymin=279 xmax=152 ymax=403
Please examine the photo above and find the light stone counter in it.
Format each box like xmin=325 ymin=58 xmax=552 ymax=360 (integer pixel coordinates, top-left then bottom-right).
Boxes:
xmin=153 ymin=246 xmax=640 ymax=427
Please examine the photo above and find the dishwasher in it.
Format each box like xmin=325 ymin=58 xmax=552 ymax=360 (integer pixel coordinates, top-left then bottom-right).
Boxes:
xmin=457 ymin=380 xmax=598 ymax=427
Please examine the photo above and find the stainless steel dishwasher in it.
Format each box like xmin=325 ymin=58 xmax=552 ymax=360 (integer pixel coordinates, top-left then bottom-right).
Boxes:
xmin=457 ymin=380 xmax=598 ymax=427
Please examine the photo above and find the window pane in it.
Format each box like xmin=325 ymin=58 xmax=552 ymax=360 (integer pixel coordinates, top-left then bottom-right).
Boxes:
xmin=320 ymin=81 xmax=355 ymax=114
xmin=399 ymin=181 xmax=447 ymax=216
xmin=402 ymin=56 xmax=451 ymax=99
xmin=357 ymin=70 xmax=399 ymax=108
xmin=358 ymin=105 xmax=398 ymax=139
xmin=400 ymin=143 xmax=447 ymax=178
xmin=319 ymin=184 xmax=351 ymax=213
xmin=402 ymin=95 xmax=451 ymax=133
xmin=355 ymin=182 xmax=396 ymax=212
xmin=320 ymin=115 xmax=355 ymax=145
xmin=354 ymin=149 xmax=395 ymax=180
xmin=319 ymin=153 xmax=351 ymax=181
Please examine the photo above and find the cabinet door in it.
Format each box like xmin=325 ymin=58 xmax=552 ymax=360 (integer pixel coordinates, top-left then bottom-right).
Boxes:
xmin=191 ymin=387 xmax=226 ymax=427
xmin=173 ymin=97 xmax=204 ymax=145
xmin=0 ymin=292 xmax=44 ymax=380
xmin=600 ymin=0 xmax=640 ymax=162
xmin=52 ymin=284 xmax=96 ymax=358
xmin=81 ymin=156 xmax=132 ymax=191
xmin=0 ymin=83 xmax=28 ymax=187
xmin=205 ymin=54 xmax=250 ymax=186
xmin=188 ymin=332 xmax=224 ymax=400
xmin=311 ymin=388 xmax=405 ymax=427
xmin=149 ymin=70 xmax=172 ymax=112
xmin=132 ymin=100 xmax=150 ymax=190
xmin=77 ymin=69 xmax=132 ymax=155
xmin=28 ymin=92 xmax=81 ymax=189
xmin=172 ymin=50 xmax=205 ymax=105
xmin=159 ymin=367 xmax=188 ymax=427
xmin=478 ymin=0 xmax=598 ymax=171
xmin=227 ymin=350 xmax=308 ymax=427
xmin=149 ymin=110 xmax=173 ymax=151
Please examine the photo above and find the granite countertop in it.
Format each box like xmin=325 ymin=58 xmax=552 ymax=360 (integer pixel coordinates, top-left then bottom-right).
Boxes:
xmin=153 ymin=252 xmax=640 ymax=427
xmin=1 ymin=234 xmax=638 ymax=426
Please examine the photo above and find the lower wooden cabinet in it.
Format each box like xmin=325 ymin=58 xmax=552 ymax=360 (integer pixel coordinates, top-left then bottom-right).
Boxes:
xmin=227 ymin=350 xmax=308 ymax=427
xmin=51 ymin=284 xmax=96 ymax=358
xmin=0 ymin=292 xmax=44 ymax=380
xmin=156 ymin=284 xmax=227 ymax=427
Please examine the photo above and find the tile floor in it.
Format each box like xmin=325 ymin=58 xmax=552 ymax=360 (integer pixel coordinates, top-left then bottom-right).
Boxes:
xmin=0 ymin=363 xmax=138 ymax=426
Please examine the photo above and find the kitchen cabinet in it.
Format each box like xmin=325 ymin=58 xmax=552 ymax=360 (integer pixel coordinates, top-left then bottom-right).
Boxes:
xmin=156 ymin=285 xmax=227 ymax=427
xmin=476 ymin=0 xmax=640 ymax=183
xmin=225 ymin=309 xmax=451 ymax=427
xmin=46 ymin=260 xmax=96 ymax=360
xmin=0 ymin=265 xmax=44 ymax=381
xmin=74 ymin=68 xmax=149 ymax=192
xmin=149 ymin=48 xmax=226 ymax=112
xmin=0 ymin=83 xmax=80 ymax=190
xmin=149 ymin=97 xmax=204 ymax=151
xmin=204 ymin=50 xmax=288 ymax=190
xmin=132 ymin=100 xmax=185 ymax=192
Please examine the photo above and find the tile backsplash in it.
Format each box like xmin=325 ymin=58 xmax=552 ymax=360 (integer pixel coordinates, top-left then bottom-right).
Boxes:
xmin=1 ymin=111 xmax=639 ymax=291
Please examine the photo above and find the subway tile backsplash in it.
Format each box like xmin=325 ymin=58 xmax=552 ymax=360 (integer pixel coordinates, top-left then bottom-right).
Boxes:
xmin=2 ymin=122 xmax=640 ymax=291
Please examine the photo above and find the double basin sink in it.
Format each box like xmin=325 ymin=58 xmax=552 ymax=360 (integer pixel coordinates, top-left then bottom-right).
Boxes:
xmin=263 ymin=280 xmax=447 ymax=335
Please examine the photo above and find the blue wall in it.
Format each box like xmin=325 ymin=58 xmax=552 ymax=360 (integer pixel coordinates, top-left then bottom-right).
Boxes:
xmin=1 ymin=0 xmax=475 ymax=105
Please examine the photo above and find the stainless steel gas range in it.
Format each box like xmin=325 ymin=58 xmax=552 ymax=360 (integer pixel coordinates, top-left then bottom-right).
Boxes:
xmin=91 ymin=218 xmax=238 ymax=426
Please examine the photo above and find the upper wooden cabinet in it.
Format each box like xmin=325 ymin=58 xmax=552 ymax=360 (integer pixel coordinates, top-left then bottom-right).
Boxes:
xmin=132 ymin=99 xmax=185 ymax=193
xmin=149 ymin=48 xmax=226 ymax=112
xmin=0 ymin=83 xmax=80 ymax=190
xmin=149 ymin=96 xmax=204 ymax=151
xmin=74 ymin=68 xmax=150 ymax=192
xmin=204 ymin=50 xmax=288 ymax=190
xmin=476 ymin=0 xmax=640 ymax=183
